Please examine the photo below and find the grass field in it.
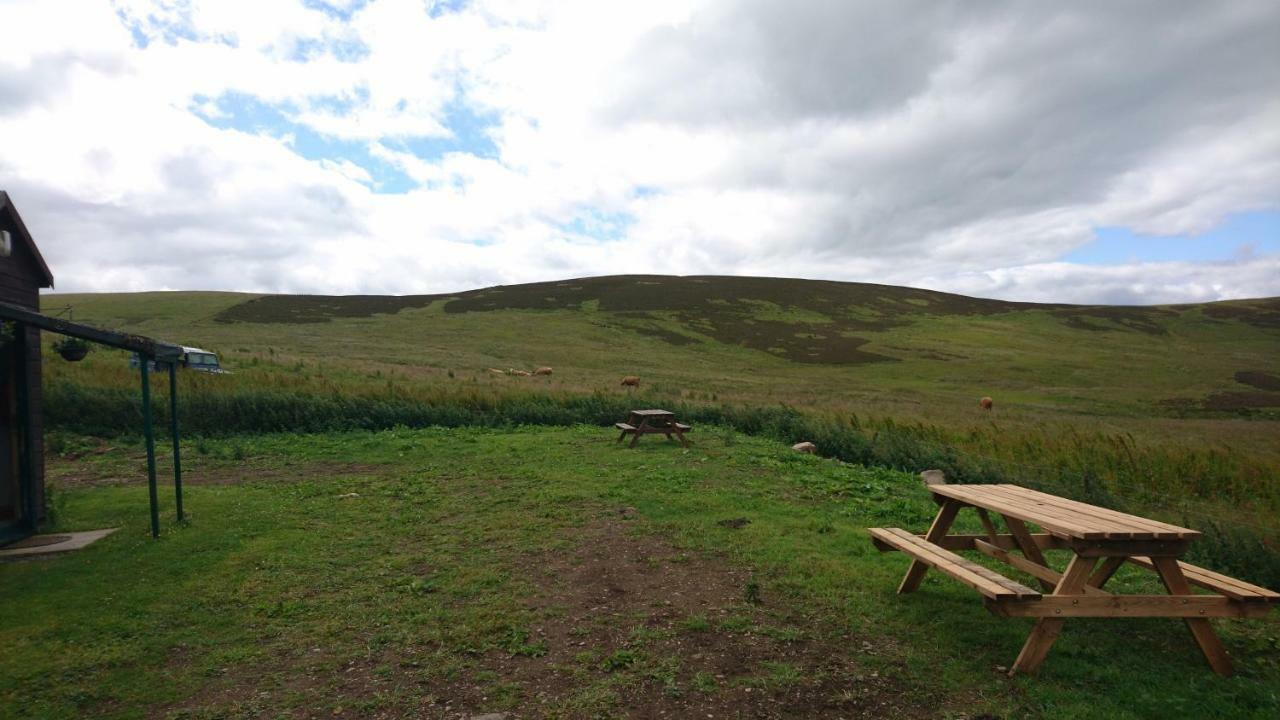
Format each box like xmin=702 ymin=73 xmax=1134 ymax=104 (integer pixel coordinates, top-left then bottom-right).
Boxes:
xmin=12 ymin=275 xmax=1279 ymax=716
xmin=4 ymin=426 xmax=1279 ymax=719
xmin=38 ymin=277 xmax=1280 ymax=567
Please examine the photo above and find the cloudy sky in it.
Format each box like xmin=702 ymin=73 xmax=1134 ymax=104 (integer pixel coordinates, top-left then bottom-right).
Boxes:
xmin=3 ymin=0 xmax=1278 ymax=304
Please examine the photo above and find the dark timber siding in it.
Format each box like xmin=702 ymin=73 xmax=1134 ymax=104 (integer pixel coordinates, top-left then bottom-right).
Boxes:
xmin=0 ymin=205 xmax=46 ymax=522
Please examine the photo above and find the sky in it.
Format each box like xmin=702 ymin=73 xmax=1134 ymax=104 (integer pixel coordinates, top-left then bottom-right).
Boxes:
xmin=2 ymin=0 xmax=1278 ymax=305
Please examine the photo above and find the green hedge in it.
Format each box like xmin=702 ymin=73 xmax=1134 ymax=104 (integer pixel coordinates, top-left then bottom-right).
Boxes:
xmin=44 ymin=382 xmax=1279 ymax=588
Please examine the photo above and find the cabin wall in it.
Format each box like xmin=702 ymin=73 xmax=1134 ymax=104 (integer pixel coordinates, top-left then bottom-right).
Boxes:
xmin=0 ymin=210 xmax=46 ymax=524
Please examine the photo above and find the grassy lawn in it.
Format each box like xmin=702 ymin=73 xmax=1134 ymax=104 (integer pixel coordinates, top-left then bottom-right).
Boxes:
xmin=3 ymin=426 xmax=1277 ymax=718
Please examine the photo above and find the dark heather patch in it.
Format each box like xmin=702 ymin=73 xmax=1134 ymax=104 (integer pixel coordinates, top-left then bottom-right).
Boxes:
xmin=1203 ymin=391 xmax=1280 ymax=411
xmin=1048 ymin=306 xmax=1175 ymax=335
xmin=210 ymin=274 xmax=1275 ymax=363
xmin=214 ymin=294 xmax=443 ymax=323
xmin=1235 ymin=371 xmax=1280 ymax=392
xmin=1203 ymin=298 xmax=1280 ymax=329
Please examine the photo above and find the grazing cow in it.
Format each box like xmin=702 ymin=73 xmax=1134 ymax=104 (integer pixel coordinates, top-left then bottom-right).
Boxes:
xmin=511 ymin=369 xmax=532 ymax=377
xmin=979 ymin=396 xmax=993 ymax=410
xmin=620 ymin=375 xmax=641 ymax=388
xmin=534 ymin=366 xmax=553 ymax=376
xmin=792 ymin=441 xmax=817 ymax=454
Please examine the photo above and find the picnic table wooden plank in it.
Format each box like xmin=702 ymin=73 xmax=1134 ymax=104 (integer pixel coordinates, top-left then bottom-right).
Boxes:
xmin=973 ymin=539 xmax=1110 ymax=596
xmin=870 ymin=528 xmax=1041 ymax=600
xmin=932 ymin=484 xmax=1197 ymax=540
xmin=929 ymin=485 xmax=1107 ymax=539
xmin=991 ymin=485 xmax=1195 ymax=538
xmin=1127 ymin=557 xmax=1280 ymax=602
xmin=996 ymin=485 xmax=1196 ymax=539
xmin=992 ymin=595 xmax=1271 ymax=618
xmin=978 ymin=485 xmax=1156 ymax=539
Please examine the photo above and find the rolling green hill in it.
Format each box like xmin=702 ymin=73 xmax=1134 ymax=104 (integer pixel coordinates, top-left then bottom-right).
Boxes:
xmin=45 ymin=274 xmax=1280 ymax=425
xmin=33 ymin=274 xmax=1280 ymax=591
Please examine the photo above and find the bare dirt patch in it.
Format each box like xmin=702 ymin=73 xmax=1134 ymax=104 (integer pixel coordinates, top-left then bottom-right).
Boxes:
xmin=478 ymin=513 xmax=931 ymax=718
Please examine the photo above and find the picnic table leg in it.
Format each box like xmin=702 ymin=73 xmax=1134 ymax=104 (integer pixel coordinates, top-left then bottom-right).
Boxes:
xmin=1010 ymin=554 xmax=1097 ymax=675
xmin=629 ymin=420 xmax=646 ymax=448
xmin=898 ymin=499 xmax=960 ymax=594
xmin=1001 ymin=515 xmax=1058 ymax=592
xmin=1086 ymin=556 xmax=1125 ymax=592
xmin=1150 ymin=557 xmax=1234 ymax=677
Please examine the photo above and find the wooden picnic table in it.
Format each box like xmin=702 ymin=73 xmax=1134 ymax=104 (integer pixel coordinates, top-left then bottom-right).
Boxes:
xmin=615 ymin=409 xmax=691 ymax=448
xmin=870 ymin=483 xmax=1278 ymax=676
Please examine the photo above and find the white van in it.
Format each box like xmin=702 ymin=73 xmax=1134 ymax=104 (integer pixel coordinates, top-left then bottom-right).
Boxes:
xmin=131 ymin=346 xmax=227 ymax=374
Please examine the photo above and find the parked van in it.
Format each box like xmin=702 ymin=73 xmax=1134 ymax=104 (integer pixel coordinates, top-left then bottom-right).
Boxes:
xmin=131 ymin=346 xmax=227 ymax=374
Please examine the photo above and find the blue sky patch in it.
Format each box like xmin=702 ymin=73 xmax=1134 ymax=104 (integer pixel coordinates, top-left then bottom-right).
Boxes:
xmin=1067 ymin=210 xmax=1280 ymax=265
xmin=394 ymin=99 xmax=500 ymax=160
xmin=555 ymin=208 xmax=635 ymax=242
xmin=192 ymin=92 xmax=418 ymax=193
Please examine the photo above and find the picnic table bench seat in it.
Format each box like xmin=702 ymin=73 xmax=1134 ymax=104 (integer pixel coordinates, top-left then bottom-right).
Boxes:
xmin=870 ymin=528 xmax=1041 ymax=600
xmin=674 ymin=422 xmax=691 ymax=431
xmin=1127 ymin=556 xmax=1280 ymax=603
xmin=614 ymin=422 xmax=636 ymax=431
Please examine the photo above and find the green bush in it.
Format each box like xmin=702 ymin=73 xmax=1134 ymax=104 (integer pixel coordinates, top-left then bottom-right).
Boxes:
xmin=44 ymin=381 xmax=1279 ymax=588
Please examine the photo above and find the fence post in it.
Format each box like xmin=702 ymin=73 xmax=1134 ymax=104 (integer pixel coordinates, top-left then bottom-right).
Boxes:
xmin=140 ymin=359 xmax=159 ymax=538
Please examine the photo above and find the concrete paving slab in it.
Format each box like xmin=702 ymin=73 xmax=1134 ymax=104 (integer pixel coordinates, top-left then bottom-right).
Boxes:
xmin=0 ymin=528 xmax=119 ymax=559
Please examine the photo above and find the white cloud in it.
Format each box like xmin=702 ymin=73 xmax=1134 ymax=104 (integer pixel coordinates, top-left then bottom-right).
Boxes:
xmin=0 ymin=0 xmax=1277 ymax=303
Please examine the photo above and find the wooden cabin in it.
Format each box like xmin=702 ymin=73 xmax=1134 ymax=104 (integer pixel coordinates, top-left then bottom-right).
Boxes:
xmin=0 ymin=192 xmax=55 ymax=544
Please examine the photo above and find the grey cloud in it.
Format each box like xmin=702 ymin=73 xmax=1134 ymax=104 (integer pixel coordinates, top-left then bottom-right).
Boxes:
xmin=0 ymin=51 xmax=127 ymax=116
xmin=600 ymin=1 xmax=1280 ymax=275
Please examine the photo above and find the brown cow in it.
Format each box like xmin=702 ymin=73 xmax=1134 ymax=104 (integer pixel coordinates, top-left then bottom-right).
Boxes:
xmin=620 ymin=375 xmax=641 ymax=387
xmin=979 ymin=396 xmax=993 ymax=410
xmin=534 ymin=367 xmax=553 ymax=376
xmin=511 ymin=369 xmax=532 ymax=377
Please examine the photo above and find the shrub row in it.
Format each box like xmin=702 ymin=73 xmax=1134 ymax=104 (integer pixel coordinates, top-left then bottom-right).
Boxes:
xmin=45 ymin=382 xmax=1279 ymax=588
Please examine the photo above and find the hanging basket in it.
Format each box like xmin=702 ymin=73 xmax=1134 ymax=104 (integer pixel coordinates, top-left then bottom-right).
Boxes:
xmin=54 ymin=338 xmax=91 ymax=362
xmin=59 ymin=345 xmax=89 ymax=362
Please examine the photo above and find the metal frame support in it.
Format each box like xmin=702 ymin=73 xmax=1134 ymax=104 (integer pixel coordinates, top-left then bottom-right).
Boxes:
xmin=13 ymin=325 xmax=36 ymax=534
xmin=169 ymin=362 xmax=183 ymax=521
xmin=140 ymin=360 xmax=160 ymax=538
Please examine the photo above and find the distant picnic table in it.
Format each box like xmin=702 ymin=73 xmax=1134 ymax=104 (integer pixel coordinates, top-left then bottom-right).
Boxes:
xmin=870 ymin=483 xmax=1278 ymax=677
xmin=615 ymin=409 xmax=691 ymax=448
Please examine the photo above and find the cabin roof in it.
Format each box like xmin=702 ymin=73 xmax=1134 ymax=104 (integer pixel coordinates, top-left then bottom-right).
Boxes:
xmin=0 ymin=191 xmax=55 ymax=289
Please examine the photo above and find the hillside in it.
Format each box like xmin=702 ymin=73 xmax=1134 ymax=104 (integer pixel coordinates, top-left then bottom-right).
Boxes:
xmin=44 ymin=275 xmax=1280 ymax=426
xmin=37 ymin=274 xmax=1280 ymax=584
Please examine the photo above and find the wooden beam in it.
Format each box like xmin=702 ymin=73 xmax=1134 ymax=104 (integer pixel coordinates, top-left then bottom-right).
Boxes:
xmin=990 ymin=595 xmax=1269 ymax=619
xmin=0 ymin=301 xmax=183 ymax=360
xmin=1003 ymin=515 xmax=1057 ymax=592
xmin=1071 ymin=539 xmax=1190 ymax=558
xmin=1010 ymin=555 xmax=1097 ymax=675
xmin=1151 ymin=556 xmax=1235 ymax=676
xmin=973 ymin=539 xmax=1110 ymax=597
xmin=871 ymin=533 xmax=1068 ymax=553
xmin=898 ymin=500 xmax=960 ymax=594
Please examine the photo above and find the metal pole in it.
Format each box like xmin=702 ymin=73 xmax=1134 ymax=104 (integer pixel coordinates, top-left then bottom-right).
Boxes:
xmin=13 ymin=325 xmax=36 ymax=533
xmin=140 ymin=359 xmax=160 ymax=538
xmin=169 ymin=361 xmax=183 ymax=521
